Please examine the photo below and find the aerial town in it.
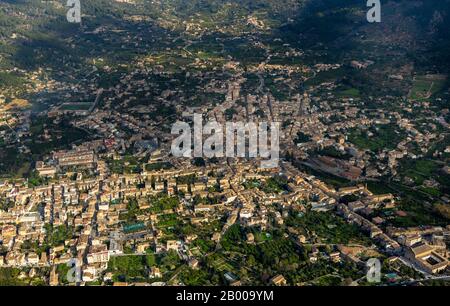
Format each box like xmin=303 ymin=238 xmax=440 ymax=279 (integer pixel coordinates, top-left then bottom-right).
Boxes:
xmin=0 ymin=0 xmax=449 ymax=286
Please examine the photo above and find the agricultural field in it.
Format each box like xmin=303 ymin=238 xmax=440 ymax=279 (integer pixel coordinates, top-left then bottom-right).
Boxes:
xmin=348 ymin=124 xmax=406 ymax=152
xmin=58 ymin=102 xmax=93 ymax=111
xmin=409 ymin=75 xmax=448 ymax=101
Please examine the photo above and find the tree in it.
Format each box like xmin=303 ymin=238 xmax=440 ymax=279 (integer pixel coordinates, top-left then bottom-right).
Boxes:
xmin=146 ymin=253 xmax=156 ymax=267
xmin=161 ymin=250 xmax=181 ymax=270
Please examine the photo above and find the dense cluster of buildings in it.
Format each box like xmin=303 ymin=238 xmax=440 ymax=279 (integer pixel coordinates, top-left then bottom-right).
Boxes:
xmin=0 ymin=12 xmax=448 ymax=286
